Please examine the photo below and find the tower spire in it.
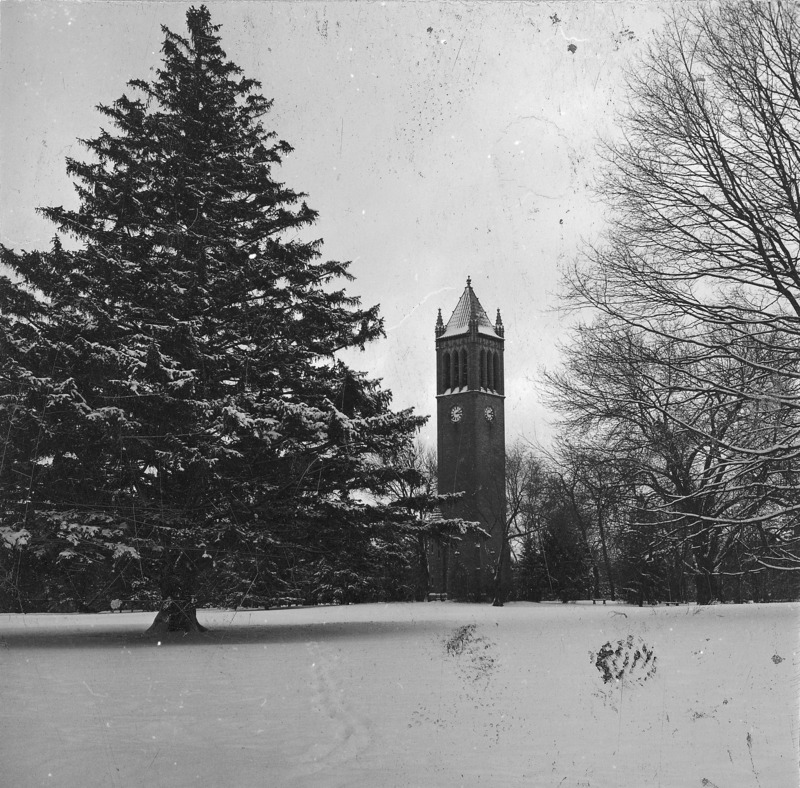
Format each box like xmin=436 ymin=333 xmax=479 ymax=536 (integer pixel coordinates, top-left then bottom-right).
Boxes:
xmin=439 ymin=279 xmax=500 ymax=339
xmin=495 ymin=309 xmax=504 ymax=337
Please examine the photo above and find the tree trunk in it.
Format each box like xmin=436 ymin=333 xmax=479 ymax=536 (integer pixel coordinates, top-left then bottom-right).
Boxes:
xmin=694 ymin=564 xmax=718 ymax=605
xmin=417 ymin=534 xmax=430 ymax=601
xmin=146 ymin=598 xmax=207 ymax=634
xmin=146 ymin=551 xmax=209 ymax=634
xmin=491 ymin=538 xmax=506 ymax=607
xmin=639 ymin=570 xmax=649 ymax=606
xmin=596 ymin=507 xmax=616 ymax=600
xmin=692 ymin=535 xmax=719 ymax=604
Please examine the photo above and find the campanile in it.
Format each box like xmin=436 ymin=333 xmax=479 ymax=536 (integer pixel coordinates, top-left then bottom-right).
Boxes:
xmin=433 ymin=278 xmax=507 ymax=601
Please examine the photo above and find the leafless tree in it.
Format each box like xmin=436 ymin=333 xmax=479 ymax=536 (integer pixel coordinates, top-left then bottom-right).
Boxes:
xmin=559 ymin=2 xmax=800 ymax=582
xmin=467 ymin=441 xmax=555 ymax=605
xmin=548 ymin=441 xmax=626 ymax=601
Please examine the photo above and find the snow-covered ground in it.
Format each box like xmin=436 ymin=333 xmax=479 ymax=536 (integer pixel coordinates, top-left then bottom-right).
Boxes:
xmin=1 ymin=601 xmax=797 ymax=787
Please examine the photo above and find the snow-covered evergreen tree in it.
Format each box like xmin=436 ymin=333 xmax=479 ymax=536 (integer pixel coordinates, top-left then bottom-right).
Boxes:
xmin=0 ymin=6 xmax=424 ymax=629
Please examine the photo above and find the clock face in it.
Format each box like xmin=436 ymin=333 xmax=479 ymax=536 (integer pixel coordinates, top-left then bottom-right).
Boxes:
xmin=484 ymin=406 xmax=495 ymax=422
xmin=450 ymin=405 xmax=463 ymax=423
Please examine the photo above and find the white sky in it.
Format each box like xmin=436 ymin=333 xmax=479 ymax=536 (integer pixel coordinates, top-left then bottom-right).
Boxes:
xmin=0 ymin=1 xmax=669 ymax=449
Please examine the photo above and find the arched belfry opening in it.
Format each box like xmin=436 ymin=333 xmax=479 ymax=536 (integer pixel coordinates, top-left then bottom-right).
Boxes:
xmin=433 ymin=277 xmax=508 ymax=602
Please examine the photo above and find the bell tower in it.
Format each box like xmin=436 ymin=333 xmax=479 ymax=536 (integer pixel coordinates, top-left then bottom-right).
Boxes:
xmin=432 ymin=277 xmax=507 ymax=601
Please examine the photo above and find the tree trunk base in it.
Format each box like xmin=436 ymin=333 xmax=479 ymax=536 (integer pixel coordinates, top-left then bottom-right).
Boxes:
xmin=146 ymin=599 xmax=208 ymax=634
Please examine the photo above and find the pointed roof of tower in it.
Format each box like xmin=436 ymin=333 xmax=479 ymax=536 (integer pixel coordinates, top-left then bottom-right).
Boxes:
xmin=440 ymin=277 xmax=501 ymax=339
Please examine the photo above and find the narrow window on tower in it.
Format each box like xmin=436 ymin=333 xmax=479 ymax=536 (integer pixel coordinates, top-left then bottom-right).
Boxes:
xmin=453 ymin=351 xmax=460 ymax=391
xmin=443 ymin=352 xmax=451 ymax=391
xmin=494 ymin=353 xmax=501 ymax=394
xmin=488 ymin=351 xmax=495 ymax=391
xmin=460 ymin=349 xmax=468 ymax=388
xmin=480 ymin=349 xmax=486 ymax=389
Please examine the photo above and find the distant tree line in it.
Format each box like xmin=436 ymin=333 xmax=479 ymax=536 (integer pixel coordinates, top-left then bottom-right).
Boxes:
xmin=504 ymin=442 xmax=799 ymax=605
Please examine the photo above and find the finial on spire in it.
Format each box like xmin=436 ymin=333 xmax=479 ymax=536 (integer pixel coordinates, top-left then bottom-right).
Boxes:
xmin=466 ymin=276 xmax=472 ymax=288
xmin=435 ymin=307 xmax=444 ymax=336
xmin=495 ymin=309 xmax=504 ymax=337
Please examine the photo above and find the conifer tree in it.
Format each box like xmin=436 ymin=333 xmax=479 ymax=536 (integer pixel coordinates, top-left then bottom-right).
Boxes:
xmin=0 ymin=6 xmax=424 ymax=629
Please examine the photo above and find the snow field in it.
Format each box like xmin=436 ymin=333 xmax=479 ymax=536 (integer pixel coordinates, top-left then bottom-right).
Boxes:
xmin=1 ymin=602 xmax=797 ymax=787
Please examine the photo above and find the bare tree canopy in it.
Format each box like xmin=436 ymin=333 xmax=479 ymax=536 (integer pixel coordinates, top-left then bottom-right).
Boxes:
xmin=569 ymin=2 xmax=800 ymax=364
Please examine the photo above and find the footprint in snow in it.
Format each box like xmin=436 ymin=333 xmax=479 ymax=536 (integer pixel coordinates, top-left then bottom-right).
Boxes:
xmin=294 ymin=641 xmax=370 ymax=774
xmin=592 ymin=635 xmax=657 ymax=686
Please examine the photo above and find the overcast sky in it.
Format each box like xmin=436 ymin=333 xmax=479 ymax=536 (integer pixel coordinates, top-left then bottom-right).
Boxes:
xmin=1 ymin=1 xmax=669 ymax=450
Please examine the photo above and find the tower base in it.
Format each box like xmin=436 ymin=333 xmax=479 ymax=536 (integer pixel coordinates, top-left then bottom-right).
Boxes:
xmin=428 ymin=537 xmax=509 ymax=603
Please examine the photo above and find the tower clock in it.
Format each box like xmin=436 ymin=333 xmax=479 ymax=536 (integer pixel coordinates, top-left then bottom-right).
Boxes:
xmin=432 ymin=277 xmax=507 ymax=602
